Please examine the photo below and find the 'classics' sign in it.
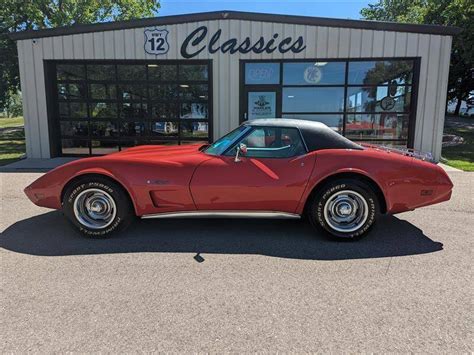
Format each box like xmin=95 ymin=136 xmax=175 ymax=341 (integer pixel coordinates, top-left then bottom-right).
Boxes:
xmin=181 ymin=26 xmax=306 ymax=58
xmin=145 ymin=26 xmax=306 ymax=58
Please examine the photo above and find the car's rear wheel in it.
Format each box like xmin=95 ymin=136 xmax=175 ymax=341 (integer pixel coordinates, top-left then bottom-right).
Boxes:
xmin=308 ymin=179 xmax=378 ymax=240
xmin=62 ymin=176 xmax=134 ymax=237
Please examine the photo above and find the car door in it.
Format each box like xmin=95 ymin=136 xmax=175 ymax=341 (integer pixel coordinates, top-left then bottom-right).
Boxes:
xmin=190 ymin=126 xmax=315 ymax=213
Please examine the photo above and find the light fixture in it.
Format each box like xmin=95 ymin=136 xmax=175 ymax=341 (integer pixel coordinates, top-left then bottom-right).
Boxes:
xmin=199 ymin=95 xmax=206 ymax=98
xmin=288 ymin=95 xmax=295 ymax=98
xmin=147 ymin=64 xmax=158 ymax=67
xmin=314 ymin=62 xmax=328 ymax=66
xmin=180 ymin=84 xmax=189 ymax=88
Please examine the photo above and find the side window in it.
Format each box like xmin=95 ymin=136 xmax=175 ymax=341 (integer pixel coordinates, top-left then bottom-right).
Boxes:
xmin=228 ymin=127 xmax=306 ymax=158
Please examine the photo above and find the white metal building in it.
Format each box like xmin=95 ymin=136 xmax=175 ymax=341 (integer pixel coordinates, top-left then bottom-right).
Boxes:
xmin=10 ymin=11 xmax=460 ymax=161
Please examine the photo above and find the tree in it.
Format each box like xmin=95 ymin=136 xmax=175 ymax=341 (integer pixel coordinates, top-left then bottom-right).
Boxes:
xmin=0 ymin=0 xmax=161 ymax=111
xmin=4 ymin=90 xmax=23 ymax=117
xmin=361 ymin=0 xmax=474 ymax=115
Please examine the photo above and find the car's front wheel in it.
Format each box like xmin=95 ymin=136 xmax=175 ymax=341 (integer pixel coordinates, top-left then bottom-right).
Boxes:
xmin=308 ymin=179 xmax=378 ymax=240
xmin=62 ymin=176 xmax=134 ymax=237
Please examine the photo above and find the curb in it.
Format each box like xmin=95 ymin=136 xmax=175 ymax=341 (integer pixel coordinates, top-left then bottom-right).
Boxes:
xmin=437 ymin=163 xmax=463 ymax=172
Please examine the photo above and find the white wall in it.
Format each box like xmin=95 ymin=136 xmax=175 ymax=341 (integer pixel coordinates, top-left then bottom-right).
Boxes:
xmin=17 ymin=19 xmax=452 ymax=160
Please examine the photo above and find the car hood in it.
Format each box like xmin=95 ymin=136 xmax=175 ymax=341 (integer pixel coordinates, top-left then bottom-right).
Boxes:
xmin=53 ymin=143 xmax=212 ymax=176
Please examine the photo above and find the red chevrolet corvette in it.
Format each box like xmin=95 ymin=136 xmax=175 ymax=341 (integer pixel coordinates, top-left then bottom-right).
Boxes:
xmin=25 ymin=119 xmax=453 ymax=240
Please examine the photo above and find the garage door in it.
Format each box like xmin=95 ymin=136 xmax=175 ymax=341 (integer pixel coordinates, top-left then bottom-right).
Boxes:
xmin=48 ymin=60 xmax=211 ymax=156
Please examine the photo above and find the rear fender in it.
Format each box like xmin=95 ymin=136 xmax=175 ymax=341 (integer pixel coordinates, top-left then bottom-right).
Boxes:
xmin=296 ymin=156 xmax=388 ymax=215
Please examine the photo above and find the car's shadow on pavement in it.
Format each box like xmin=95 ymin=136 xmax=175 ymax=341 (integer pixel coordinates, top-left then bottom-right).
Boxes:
xmin=1 ymin=211 xmax=443 ymax=260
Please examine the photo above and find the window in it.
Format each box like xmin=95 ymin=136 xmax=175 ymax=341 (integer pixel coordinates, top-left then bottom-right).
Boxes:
xmin=118 ymin=84 xmax=147 ymax=101
xmin=282 ymin=87 xmax=345 ymax=113
xmin=57 ymin=83 xmax=86 ymax=100
xmin=52 ymin=61 xmax=211 ymax=156
xmin=60 ymin=121 xmax=89 ymax=137
xmin=87 ymin=64 xmax=115 ymax=81
xmin=150 ymin=121 xmax=179 ymax=137
xmin=282 ymin=114 xmax=344 ymax=133
xmin=180 ymin=103 xmax=208 ymax=119
xmin=345 ymin=113 xmax=409 ymax=140
xmin=204 ymin=126 xmax=249 ymax=156
xmin=228 ymin=127 xmax=306 ymax=158
xmin=61 ymin=139 xmax=89 ymax=155
xmin=179 ymin=84 xmax=208 ymax=100
xmin=179 ymin=64 xmax=208 ymax=81
xmin=181 ymin=121 xmax=209 ymax=138
xmin=243 ymin=59 xmax=416 ymax=147
xmin=347 ymin=86 xmax=411 ymax=113
xmin=89 ymin=83 xmax=116 ymax=100
xmin=90 ymin=102 xmax=117 ymax=118
xmin=148 ymin=64 xmax=177 ymax=81
xmin=283 ymin=62 xmax=345 ymax=85
xmin=117 ymin=65 xmax=146 ymax=81
xmin=245 ymin=63 xmax=280 ymax=84
xmin=348 ymin=60 xmax=413 ymax=85
xmin=56 ymin=64 xmax=85 ymax=81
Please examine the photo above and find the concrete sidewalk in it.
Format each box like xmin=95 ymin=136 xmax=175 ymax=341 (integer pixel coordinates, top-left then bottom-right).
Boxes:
xmin=0 ymin=158 xmax=77 ymax=172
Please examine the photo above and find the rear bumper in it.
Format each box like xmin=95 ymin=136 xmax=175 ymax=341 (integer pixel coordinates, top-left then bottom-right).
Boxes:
xmin=388 ymin=179 xmax=453 ymax=214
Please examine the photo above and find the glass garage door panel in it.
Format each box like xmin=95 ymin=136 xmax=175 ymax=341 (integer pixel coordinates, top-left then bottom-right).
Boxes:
xmin=348 ymin=60 xmax=413 ymax=85
xmin=345 ymin=114 xmax=409 ymax=141
xmin=283 ymin=62 xmax=345 ymax=85
xmin=245 ymin=63 xmax=280 ymax=84
xmin=243 ymin=59 xmax=416 ymax=148
xmin=346 ymin=86 xmax=411 ymax=113
xmin=282 ymin=114 xmax=344 ymax=133
xmin=54 ymin=61 xmax=210 ymax=156
xmin=61 ymin=139 xmax=89 ymax=155
xmin=282 ymin=87 xmax=345 ymax=113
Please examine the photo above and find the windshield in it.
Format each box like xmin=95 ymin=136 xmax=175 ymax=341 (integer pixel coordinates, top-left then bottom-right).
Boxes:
xmin=204 ymin=126 xmax=250 ymax=156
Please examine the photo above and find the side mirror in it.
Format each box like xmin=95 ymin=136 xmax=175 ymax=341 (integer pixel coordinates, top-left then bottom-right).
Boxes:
xmin=234 ymin=143 xmax=247 ymax=163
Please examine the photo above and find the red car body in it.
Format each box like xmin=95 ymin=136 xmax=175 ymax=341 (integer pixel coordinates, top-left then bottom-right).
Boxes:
xmin=25 ymin=141 xmax=453 ymax=218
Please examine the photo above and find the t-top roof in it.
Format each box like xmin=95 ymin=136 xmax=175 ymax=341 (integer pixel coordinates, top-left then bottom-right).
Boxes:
xmin=246 ymin=118 xmax=329 ymax=130
xmin=9 ymin=10 xmax=461 ymax=41
xmin=244 ymin=119 xmax=363 ymax=151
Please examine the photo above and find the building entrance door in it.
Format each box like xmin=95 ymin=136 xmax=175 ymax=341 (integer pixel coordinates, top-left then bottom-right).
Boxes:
xmin=243 ymin=87 xmax=281 ymax=121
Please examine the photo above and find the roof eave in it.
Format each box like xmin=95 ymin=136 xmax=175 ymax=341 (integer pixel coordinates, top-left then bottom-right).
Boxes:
xmin=8 ymin=10 xmax=462 ymax=41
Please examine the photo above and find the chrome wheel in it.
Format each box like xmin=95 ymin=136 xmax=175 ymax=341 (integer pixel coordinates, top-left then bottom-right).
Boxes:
xmin=323 ymin=190 xmax=369 ymax=233
xmin=73 ymin=188 xmax=117 ymax=230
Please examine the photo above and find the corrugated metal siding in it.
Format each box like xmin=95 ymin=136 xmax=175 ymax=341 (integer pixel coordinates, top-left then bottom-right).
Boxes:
xmin=18 ymin=19 xmax=452 ymax=160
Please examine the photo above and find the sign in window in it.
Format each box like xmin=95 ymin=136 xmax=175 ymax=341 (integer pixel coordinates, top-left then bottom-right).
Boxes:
xmin=248 ymin=92 xmax=276 ymax=119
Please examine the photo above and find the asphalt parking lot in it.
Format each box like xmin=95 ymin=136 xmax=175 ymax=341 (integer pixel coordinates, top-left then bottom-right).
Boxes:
xmin=1 ymin=171 xmax=472 ymax=352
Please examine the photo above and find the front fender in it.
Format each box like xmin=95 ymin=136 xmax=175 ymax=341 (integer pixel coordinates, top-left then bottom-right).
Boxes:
xmin=24 ymin=160 xmax=141 ymax=214
xmin=63 ymin=167 xmax=140 ymax=215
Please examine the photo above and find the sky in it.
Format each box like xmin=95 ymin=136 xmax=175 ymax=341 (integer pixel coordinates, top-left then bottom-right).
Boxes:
xmin=158 ymin=0 xmax=373 ymax=20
